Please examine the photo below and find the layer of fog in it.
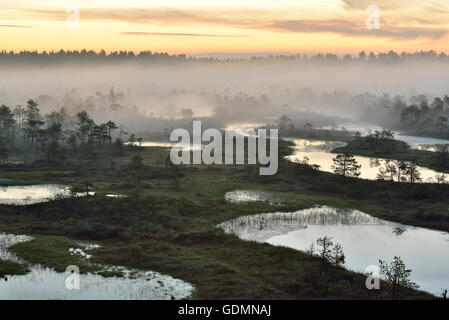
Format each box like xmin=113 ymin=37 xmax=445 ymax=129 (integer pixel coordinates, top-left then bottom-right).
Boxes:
xmin=1 ymin=60 xmax=448 ymax=133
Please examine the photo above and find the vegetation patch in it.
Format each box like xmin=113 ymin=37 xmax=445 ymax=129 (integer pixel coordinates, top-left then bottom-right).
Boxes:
xmin=9 ymin=235 xmax=100 ymax=274
xmin=0 ymin=260 xmax=29 ymax=276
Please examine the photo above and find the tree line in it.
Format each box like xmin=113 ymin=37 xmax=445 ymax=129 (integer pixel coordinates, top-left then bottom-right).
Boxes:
xmin=362 ymin=94 xmax=449 ymax=136
xmin=399 ymin=95 xmax=449 ymax=134
xmin=3 ymin=50 xmax=449 ymax=65
xmin=0 ymin=99 xmax=140 ymax=164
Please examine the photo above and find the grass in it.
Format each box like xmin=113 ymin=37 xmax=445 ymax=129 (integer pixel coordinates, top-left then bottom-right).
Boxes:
xmin=9 ymin=235 xmax=101 ymax=274
xmin=0 ymin=260 xmax=29 ymax=276
xmin=0 ymin=141 xmax=445 ymax=299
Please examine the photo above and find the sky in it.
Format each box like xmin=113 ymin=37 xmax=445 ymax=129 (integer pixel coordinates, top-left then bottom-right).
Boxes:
xmin=1 ymin=0 xmax=449 ymax=55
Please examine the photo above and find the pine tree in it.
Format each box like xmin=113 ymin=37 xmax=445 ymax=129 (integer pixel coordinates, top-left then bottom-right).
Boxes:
xmin=331 ymin=154 xmax=361 ymax=178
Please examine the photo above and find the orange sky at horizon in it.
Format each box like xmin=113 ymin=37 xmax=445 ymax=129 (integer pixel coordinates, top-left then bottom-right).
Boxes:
xmin=2 ymin=0 xmax=449 ymax=55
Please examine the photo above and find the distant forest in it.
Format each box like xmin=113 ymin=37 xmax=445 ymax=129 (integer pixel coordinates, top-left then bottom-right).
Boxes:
xmin=3 ymin=50 xmax=449 ymax=65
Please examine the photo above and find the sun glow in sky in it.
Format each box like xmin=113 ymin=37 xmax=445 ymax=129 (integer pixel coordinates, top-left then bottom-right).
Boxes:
xmin=1 ymin=0 xmax=449 ymax=54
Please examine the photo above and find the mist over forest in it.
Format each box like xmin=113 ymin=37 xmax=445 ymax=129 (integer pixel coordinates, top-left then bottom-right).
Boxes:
xmin=4 ymin=0 xmax=449 ymax=302
xmin=2 ymin=50 xmax=449 ymax=135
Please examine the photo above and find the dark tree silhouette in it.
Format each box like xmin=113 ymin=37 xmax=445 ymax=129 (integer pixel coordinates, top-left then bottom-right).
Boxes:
xmin=331 ymin=154 xmax=361 ymax=178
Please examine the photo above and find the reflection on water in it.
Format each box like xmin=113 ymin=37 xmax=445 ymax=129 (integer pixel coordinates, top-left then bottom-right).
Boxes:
xmin=225 ymin=122 xmax=265 ymax=137
xmin=225 ymin=123 xmax=264 ymax=131
xmin=286 ymin=139 xmax=347 ymax=153
xmin=225 ymin=190 xmax=281 ymax=205
xmin=219 ymin=206 xmax=449 ymax=295
xmin=394 ymin=134 xmax=449 ymax=151
xmin=130 ymin=141 xmax=202 ymax=151
xmin=0 ymin=185 xmax=75 ymax=205
xmin=0 ymin=266 xmax=193 ymax=300
xmin=326 ymin=122 xmax=449 ymax=152
xmin=0 ymin=234 xmax=32 ymax=264
xmin=416 ymin=144 xmax=448 ymax=152
xmin=105 ymin=194 xmax=127 ymax=198
xmin=0 ymin=233 xmax=194 ymax=300
xmin=219 ymin=206 xmax=384 ymax=242
xmin=285 ymin=139 xmax=444 ymax=182
xmin=136 ymin=141 xmax=175 ymax=148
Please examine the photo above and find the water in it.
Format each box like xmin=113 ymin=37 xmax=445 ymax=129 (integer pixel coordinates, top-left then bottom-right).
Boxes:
xmin=0 ymin=233 xmax=194 ymax=300
xmin=134 ymin=141 xmax=175 ymax=148
xmin=285 ymin=138 xmax=444 ymax=182
xmin=128 ymin=141 xmax=193 ymax=150
xmin=105 ymin=194 xmax=127 ymax=198
xmin=136 ymin=122 xmax=265 ymax=162
xmin=224 ymin=122 xmax=265 ymax=137
xmin=129 ymin=141 xmax=202 ymax=151
xmin=219 ymin=206 xmax=449 ymax=295
xmin=0 ymin=184 xmax=85 ymax=205
xmin=326 ymin=122 xmax=449 ymax=152
xmin=225 ymin=190 xmax=281 ymax=205
xmin=225 ymin=123 xmax=265 ymax=131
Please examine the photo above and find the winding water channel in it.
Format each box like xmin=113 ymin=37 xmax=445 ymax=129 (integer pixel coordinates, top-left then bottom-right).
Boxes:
xmin=325 ymin=122 xmax=449 ymax=151
xmin=285 ymin=138 xmax=443 ymax=182
xmin=219 ymin=205 xmax=449 ymax=296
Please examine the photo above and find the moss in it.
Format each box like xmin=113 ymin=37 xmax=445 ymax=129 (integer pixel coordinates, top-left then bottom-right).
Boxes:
xmin=0 ymin=260 xmax=29 ymax=276
xmin=0 ymin=141 xmax=443 ymax=299
xmin=10 ymin=235 xmax=100 ymax=274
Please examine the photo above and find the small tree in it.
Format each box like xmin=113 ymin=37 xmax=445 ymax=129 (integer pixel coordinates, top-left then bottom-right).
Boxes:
xmin=394 ymin=160 xmax=408 ymax=182
xmin=0 ymin=137 xmax=8 ymax=165
xmin=137 ymin=137 xmax=143 ymax=148
xmin=403 ymin=162 xmax=422 ymax=184
xmin=330 ymin=243 xmax=345 ymax=267
xmin=128 ymin=134 xmax=137 ymax=146
xmin=306 ymin=242 xmax=315 ymax=256
xmin=331 ymin=154 xmax=361 ymax=178
xmin=435 ymin=173 xmax=447 ymax=184
xmin=181 ymin=108 xmax=194 ymax=119
xmin=379 ymin=256 xmax=419 ymax=299
xmin=316 ymin=236 xmax=333 ymax=276
xmin=316 ymin=236 xmax=346 ymax=276
xmin=441 ymin=288 xmax=447 ymax=300
xmin=112 ymin=138 xmax=124 ymax=156
xmin=129 ymin=155 xmax=143 ymax=169
xmin=45 ymin=141 xmax=65 ymax=164
xmin=377 ymin=160 xmax=398 ymax=182
xmin=316 ymin=236 xmax=333 ymax=261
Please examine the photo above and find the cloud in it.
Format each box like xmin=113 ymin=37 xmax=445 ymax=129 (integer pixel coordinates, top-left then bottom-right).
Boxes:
xmin=341 ymin=0 xmax=423 ymax=10
xmin=6 ymin=8 xmax=258 ymax=27
xmin=266 ymin=19 xmax=448 ymax=40
xmin=0 ymin=24 xmax=32 ymax=28
xmin=2 ymin=6 xmax=448 ymax=41
xmin=424 ymin=2 xmax=449 ymax=14
xmin=120 ymin=31 xmax=244 ymax=38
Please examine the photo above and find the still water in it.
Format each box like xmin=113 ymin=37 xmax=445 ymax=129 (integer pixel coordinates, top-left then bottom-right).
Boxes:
xmin=326 ymin=122 xmax=449 ymax=152
xmin=285 ymin=138 xmax=444 ymax=182
xmin=0 ymin=184 xmax=90 ymax=205
xmin=219 ymin=206 xmax=449 ymax=295
xmin=0 ymin=233 xmax=194 ymax=300
xmin=225 ymin=190 xmax=281 ymax=205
